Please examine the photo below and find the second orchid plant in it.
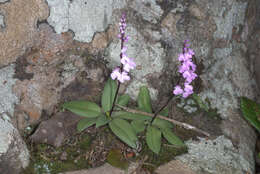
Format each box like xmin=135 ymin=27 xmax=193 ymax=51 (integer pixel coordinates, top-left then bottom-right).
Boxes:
xmin=63 ymin=14 xmax=209 ymax=154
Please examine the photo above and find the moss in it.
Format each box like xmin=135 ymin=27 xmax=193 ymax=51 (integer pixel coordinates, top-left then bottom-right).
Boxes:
xmin=22 ymin=134 xmax=93 ymax=174
xmin=137 ymin=138 xmax=188 ymax=172
xmin=79 ymin=135 xmax=92 ymax=151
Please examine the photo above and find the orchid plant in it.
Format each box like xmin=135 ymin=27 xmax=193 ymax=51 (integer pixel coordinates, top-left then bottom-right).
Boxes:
xmin=62 ymin=14 xmax=209 ymax=154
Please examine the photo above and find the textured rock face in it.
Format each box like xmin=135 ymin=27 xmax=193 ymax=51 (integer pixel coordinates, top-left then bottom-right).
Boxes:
xmin=47 ymin=0 xmax=126 ymax=42
xmin=0 ymin=65 xmax=29 ymax=173
xmin=0 ymin=0 xmax=49 ymax=66
xmin=0 ymin=119 xmax=29 ymax=174
xmin=0 ymin=0 xmax=258 ymax=173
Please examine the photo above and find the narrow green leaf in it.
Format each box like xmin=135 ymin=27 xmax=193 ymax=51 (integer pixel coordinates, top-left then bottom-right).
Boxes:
xmin=152 ymin=118 xmax=173 ymax=129
xmin=101 ymin=78 xmax=117 ymax=112
xmin=63 ymin=101 xmax=101 ymax=118
xmin=146 ymin=126 xmax=161 ymax=154
xmin=162 ymin=128 xmax=185 ymax=146
xmin=131 ymin=120 xmax=145 ymax=133
xmin=109 ymin=118 xmax=138 ymax=149
xmin=138 ymin=86 xmax=153 ymax=113
xmin=77 ymin=118 xmax=96 ymax=132
xmin=240 ymin=97 xmax=260 ymax=132
xmin=112 ymin=111 xmax=150 ymax=120
xmin=107 ymin=149 xmax=129 ymax=170
xmin=96 ymin=114 xmax=109 ymax=128
xmin=117 ymin=94 xmax=130 ymax=106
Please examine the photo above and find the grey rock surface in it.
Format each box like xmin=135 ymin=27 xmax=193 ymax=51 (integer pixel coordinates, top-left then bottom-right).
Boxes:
xmin=176 ymin=136 xmax=251 ymax=174
xmin=129 ymin=0 xmax=163 ymax=24
xmin=0 ymin=13 xmax=5 ymax=28
xmin=0 ymin=0 xmax=9 ymax=3
xmin=47 ymin=0 xmax=126 ymax=42
xmin=0 ymin=64 xmax=29 ymax=173
xmin=0 ymin=118 xmax=29 ymax=174
xmin=0 ymin=64 xmax=18 ymax=116
xmin=60 ymin=163 xmax=138 ymax=174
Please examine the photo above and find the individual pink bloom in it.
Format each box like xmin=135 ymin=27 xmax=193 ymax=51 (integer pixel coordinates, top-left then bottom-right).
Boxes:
xmin=184 ymin=52 xmax=192 ymax=60
xmin=124 ymin=36 xmax=129 ymax=42
xmin=111 ymin=68 xmax=130 ymax=83
xmin=111 ymin=68 xmax=121 ymax=80
xmin=117 ymin=71 xmax=130 ymax=83
xmin=173 ymin=85 xmax=183 ymax=95
xmin=121 ymin=57 xmax=136 ymax=72
xmin=178 ymin=53 xmax=185 ymax=62
xmin=182 ymin=70 xmax=191 ymax=79
xmin=121 ymin=55 xmax=129 ymax=65
xmin=179 ymin=64 xmax=189 ymax=73
xmin=184 ymin=83 xmax=193 ymax=93
xmin=182 ymin=91 xmax=192 ymax=98
xmin=121 ymin=46 xmax=127 ymax=54
xmin=187 ymin=48 xmax=195 ymax=56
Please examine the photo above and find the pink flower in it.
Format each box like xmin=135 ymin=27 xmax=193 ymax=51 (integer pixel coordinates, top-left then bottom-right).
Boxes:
xmin=121 ymin=56 xmax=136 ymax=72
xmin=111 ymin=68 xmax=130 ymax=83
xmin=173 ymin=40 xmax=197 ymax=98
xmin=173 ymin=85 xmax=183 ymax=95
xmin=110 ymin=13 xmax=136 ymax=83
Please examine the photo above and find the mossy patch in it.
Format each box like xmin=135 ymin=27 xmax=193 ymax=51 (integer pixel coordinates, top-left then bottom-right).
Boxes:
xmin=137 ymin=138 xmax=188 ymax=172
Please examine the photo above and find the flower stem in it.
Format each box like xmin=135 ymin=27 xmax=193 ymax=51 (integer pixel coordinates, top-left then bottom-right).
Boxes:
xmin=116 ymin=104 xmax=210 ymax=137
xmin=109 ymin=82 xmax=121 ymax=117
xmin=150 ymin=95 xmax=174 ymax=124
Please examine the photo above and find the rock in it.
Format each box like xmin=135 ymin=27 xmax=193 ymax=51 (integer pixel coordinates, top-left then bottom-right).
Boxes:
xmin=176 ymin=136 xmax=252 ymax=174
xmin=30 ymin=111 xmax=81 ymax=147
xmin=0 ymin=65 xmax=30 ymax=174
xmin=129 ymin=0 xmax=163 ymax=24
xmin=0 ymin=0 xmax=9 ymax=3
xmin=0 ymin=13 xmax=5 ymax=29
xmin=12 ymin=24 xmax=84 ymax=128
xmin=60 ymin=163 xmax=138 ymax=174
xmin=47 ymin=0 xmax=126 ymax=42
xmin=155 ymin=160 xmax=196 ymax=174
xmin=0 ymin=118 xmax=30 ymax=174
xmin=0 ymin=0 xmax=49 ymax=66
xmin=0 ymin=64 xmax=18 ymax=116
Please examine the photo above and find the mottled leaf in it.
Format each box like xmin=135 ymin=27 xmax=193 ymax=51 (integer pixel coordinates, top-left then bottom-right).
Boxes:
xmin=240 ymin=97 xmax=260 ymax=132
xmin=63 ymin=101 xmax=101 ymax=118
xmin=138 ymin=86 xmax=153 ymax=113
xmin=102 ymin=78 xmax=117 ymax=112
xmin=109 ymin=118 xmax=138 ymax=149
xmin=146 ymin=125 xmax=161 ymax=154
xmin=77 ymin=118 xmax=96 ymax=132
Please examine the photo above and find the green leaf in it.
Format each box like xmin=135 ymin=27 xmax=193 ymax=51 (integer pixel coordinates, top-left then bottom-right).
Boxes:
xmin=77 ymin=118 xmax=96 ymax=132
xmin=101 ymin=78 xmax=117 ymax=112
xmin=117 ymin=94 xmax=130 ymax=106
xmin=107 ymin=149 xmax=129 ymax=170
xmin=96 ymin=114 xmax=109 ymax=128
xmin=138 ymin=86 xmax=153 ymax=113
xmin=240 ymin=97 xmax=260 ymax=132
xmin=162 ymin=128 xmax=185 ymax=147
xmin=152 ymin=118 xmax=173 ymax=129
xmin=109 ymin=118 xmax=138 ymax=149
xmin=146 ymin=125 xmax=161 ymax=154
xmin=112 ymin=111 xmax=150 ymax=121
xmin=63 ymin=101 xmax=101 ymax=118
xmin=131 ymin=120 xmax=146 ymax=133
xmin=192 ymin=94 xmax=209 ymax=112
